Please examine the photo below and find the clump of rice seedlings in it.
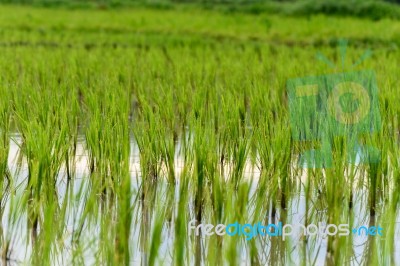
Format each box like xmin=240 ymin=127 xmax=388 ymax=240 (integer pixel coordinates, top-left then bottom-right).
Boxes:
xmin=82 ymin=73 xmax=132 ymax=264
xmin=256 ymin=113 xmax=292 ymax=219
xmin=0 ymin=83 xmax=11 ymax=264
xmin=11 ymin=66 xmax=77 ymax=264
xmin=190 ymin=123 xmax=214 ymax=266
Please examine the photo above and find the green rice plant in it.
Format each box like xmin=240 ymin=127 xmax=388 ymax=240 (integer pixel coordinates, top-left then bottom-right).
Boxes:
xmin=82 ymin=76 xmax=132 ymax=263
xmin=12 ymin=73 xmax=76 ymax=264
xmin=0 ymin=81 xmax=11 ymax=263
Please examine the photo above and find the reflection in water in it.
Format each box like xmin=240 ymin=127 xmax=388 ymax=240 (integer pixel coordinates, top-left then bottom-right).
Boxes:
xmin=1 ymin=134 xmax=399 ymax=265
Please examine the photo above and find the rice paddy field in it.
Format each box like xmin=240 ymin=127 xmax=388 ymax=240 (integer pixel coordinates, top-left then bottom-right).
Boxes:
xmin=1 ymin=4 xmax=400 ymax=266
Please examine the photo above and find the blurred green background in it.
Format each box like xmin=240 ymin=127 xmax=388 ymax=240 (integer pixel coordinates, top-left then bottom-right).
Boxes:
xmin=0 ymin=0 xmax=400 ymax=20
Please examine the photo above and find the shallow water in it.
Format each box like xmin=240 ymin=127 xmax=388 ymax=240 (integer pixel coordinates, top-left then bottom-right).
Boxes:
xmin=1 ymin=134 xmax=399 ymax=265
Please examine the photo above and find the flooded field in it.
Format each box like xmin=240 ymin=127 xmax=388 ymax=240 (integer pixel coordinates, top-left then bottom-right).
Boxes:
xmin=1 ymin=135 xmax=399 ymax=265
xmin=0 ymin=4 xmax=400 ymax=266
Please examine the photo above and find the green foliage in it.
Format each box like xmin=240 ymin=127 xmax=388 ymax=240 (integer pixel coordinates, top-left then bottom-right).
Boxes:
xmin=1 ymin=0 xmax=400 ymax=21
xmin=285 ymin=0 xmax=400 ymax=20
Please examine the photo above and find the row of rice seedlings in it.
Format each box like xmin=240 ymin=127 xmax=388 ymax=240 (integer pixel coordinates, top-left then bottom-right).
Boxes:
xmin=11 ymin=63 xmax=79 ymax=264
xmin=80 ymin=71 xmax=132 ymax=264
